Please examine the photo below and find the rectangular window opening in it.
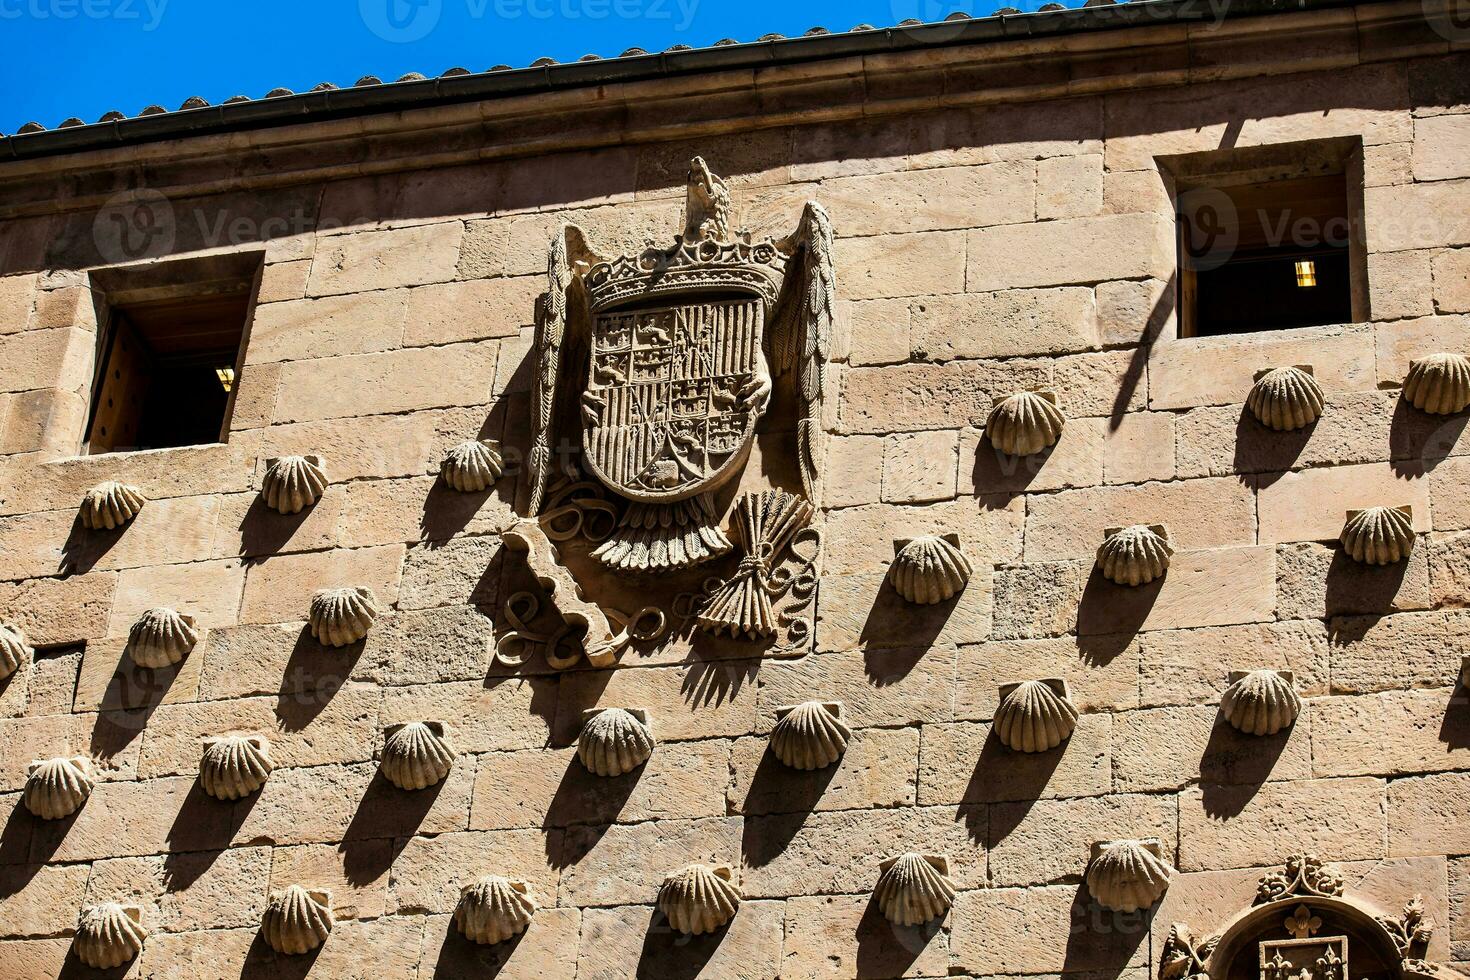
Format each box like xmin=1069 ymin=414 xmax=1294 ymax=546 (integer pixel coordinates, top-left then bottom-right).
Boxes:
xmin=1162 ymin=138 xmax=1366 ymax=339
xmin=85 ymin=252 xmax=262 ymax=454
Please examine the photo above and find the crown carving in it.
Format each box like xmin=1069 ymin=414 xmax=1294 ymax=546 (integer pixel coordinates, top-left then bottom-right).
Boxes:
xmin=583 ymin=233 xmax=789 ymax=313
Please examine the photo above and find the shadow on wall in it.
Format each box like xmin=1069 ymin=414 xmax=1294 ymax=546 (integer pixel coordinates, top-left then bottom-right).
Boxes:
xmin=960 ymin=726 xmax=1069 ymax=846
xmin=1063 ymin=886 xmax=1152 ymax=978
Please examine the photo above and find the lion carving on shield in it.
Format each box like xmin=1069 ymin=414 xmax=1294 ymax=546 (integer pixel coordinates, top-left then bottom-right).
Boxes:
xmin=525 ymin=157 xmax=834 ymax=573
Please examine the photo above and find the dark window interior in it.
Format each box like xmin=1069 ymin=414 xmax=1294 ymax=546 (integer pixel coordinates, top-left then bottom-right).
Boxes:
xmin=1167 ymin=140 xmax=1364 ymax=339
xmin=86 ymin=255 xmax=259 ymax=454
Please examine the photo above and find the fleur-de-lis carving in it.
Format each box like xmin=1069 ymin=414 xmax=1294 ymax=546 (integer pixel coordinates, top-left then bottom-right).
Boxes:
xmin=1285 ymin=904 xmax=1323 ymax=939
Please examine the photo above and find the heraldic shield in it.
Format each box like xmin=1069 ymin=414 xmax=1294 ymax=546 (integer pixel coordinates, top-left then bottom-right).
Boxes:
xmin=525 ymin=157 xmax=834 ymax=574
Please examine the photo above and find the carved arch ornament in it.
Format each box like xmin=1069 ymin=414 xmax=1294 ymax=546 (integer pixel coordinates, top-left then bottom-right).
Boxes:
xmin=494 ymin=158 xmax=835 ymax=667
xmin=1161 ymin=855 xmax=1465 ymax=980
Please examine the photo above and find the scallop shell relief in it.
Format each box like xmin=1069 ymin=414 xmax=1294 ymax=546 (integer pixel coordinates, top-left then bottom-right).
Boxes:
xmin=888 ymin=534 xmax=972 ymax=605
xmin=308 ymin=586 xmax=380 ymax=647
xmin=442 ymin=439 xmax=504 ymax=492
xmin=1086 ymin=839 xmax=1173 ymax=913
xmin=23 ymin=756 xmax=94 ymax=820
xmin=985 ymin=389 xmax=1065 ymax=457
xmin=1220 ymin=669 xmax=1300 ymax=736
xmin=200 ymin=735 xmax=274 ymax=800
xmin=261 ymin=455 xmax=328 ymax=514
xmin=261 ymin=885 xmax=334 ymax=955
xmin=769 ymin=701 xmax=851 ymax=770
xmin=1096 ymin=524 xmax=1173 ymax=587
xmin=1246 ymin=366 xmax=1324 ymax=431
xmin=577 ymin=707 xmax=655 ymax=777
xmin=455 ymin=876 xmax=536 ymax=945
xmin=80 ymin=480 xmax=146 ymax=530
xmin=127 ymin=607 xmax=198 ymax=668
xmin=0 ymin=622 xmax=31 ymax=681
xmin=1402 ymin=352 xmax=1470 ymax=415
xmin=380 ymin=721 xmax=455 ymax=790
xmin=875 ymin=853 xmax=955 ymax=926
xmin=658 ymin=864 xmax=741 ymax=935
xmin=994 ymin=679 xmax=1078 ymax=753
xmin=1341 ymin=505 xmax=1415 ymax=565
xmin=73 ymin=903 xmax=147 ymax=969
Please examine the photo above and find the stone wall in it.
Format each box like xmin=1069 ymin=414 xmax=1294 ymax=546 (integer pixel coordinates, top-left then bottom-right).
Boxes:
xmin=0 ymin=29 xmax=1468 ymax=980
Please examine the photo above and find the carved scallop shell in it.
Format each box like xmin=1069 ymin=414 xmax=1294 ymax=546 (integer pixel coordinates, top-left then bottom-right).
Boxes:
xmin=455 ymin=875 xmax=536 ymax=945
xmin=1086 ymin=839 xmax=1173 ymax=913
xmin=1220 ymin=670 xmax=1300 ymax=736
xmin=127 ymin=607 xmax=198 ymax=669
xmin=1096 ymin=525 xmax=1174 ymax=587
xmin=1246 ymin=366 xmax=1324 ymax=431
xmin=577 ymin=708 xmax=654 ymax=777
xmin=80 ymin=481 xmax=145 ymax=530
xmin=769 ymin=701 xmax=852 ymax=771
xmin=73 ymin=903 xmax=147 ymax=969
xmin=0 ymin=622 xmax=31 ymax=681
xmin=1403 ymin=352 xmax=1470 ymax=415
xmin=23 ymin=756 xmax=94 ymax=819
xmin=994 ymin=679 xmax=1078 ymax=753
xmin=200 ymin=735 xmax=274 ymax=801
xmin=985 ymin=389 xmax=1065 ymax=457
xmin=658 ymin=864 xmax=741 ymax=935
xmin=888 ymin=535 xmax=972 ymax=604
xmin=261 ymin=885 xmax=334 ymax=955
xmin=261 ymin=455 xmax=328 ymax=514
xmin=442 ymin=440 xmax=504 ymax=493
xmin=875 ymin=853 xmax=956 ymax=926
xmin=308 ymin=587 xmax=380 ymax=647
xmin=381 ymin=722 xmax=455 ymax=790
xmin=1341 ymin=505 xmax=1416 ymax=565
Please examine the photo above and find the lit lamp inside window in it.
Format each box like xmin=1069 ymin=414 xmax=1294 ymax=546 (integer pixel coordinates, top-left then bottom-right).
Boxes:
xmin=215 ymin=366 xmax=235 ymax=392
xmin=1294 ymin=260 xmax=1317 ymax=288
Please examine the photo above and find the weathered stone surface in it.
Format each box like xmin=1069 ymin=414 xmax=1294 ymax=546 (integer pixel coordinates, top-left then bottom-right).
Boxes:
xmin=1104 ymin=412 xmax=1176 ymax=485
xmin=823 ymin=497 xmax=1024 ymax=575
xmin=384 ymin=678 xmax=554 ymax=754
xmin=258 ymin=405 xmax=488 ymax=482
xmin=1150 ymin=323 xmax=1376 ymax=411
xmin=1054 ymin=349 xmax=1150 ymax=418
xmin=918 ymin=714 xmax=1111 ymax=805
xmin=1375 ymin=313 xmax=1470 ymax=382
xmin=909 ymin=287 xmax=1097 ymax=361
xmin=731 ymin=725 xmax=918 ymax=816
xmin=989 ymin=792 xmax=1176 ymax=887
xmin=555 ymin=663 xmax=754 ymax=745
xmin=782 ymin=891 xmax=949 ymax=980
xmin=964 ymin=417 xmax=1106 ymax=495
xmin=1430 ymin=530 xmax=1470 ymax=606
xmin=1178 ymin=777 xmax=1387 ymax=871
xmin=273 ymin=342 xmax=498 ymax=423
xmin=815 ymin=568 xmax=991 ymax=652
xmin=1277 ymin=540 xmax=1432 ymax=618
xmin=397 ymin=534 xmax=501 ymax=611
xmin=1025 ymin=477 xmax=1256 ymax=561
xmin=1081 ymin=547 xmax=1277 ymax=635
xmin=836 ymin=230 xmax=966 ymax=300
xmin=1111 ymin=703 xmax=1312 ymax=793
xmin=967 ymin=212 xmax=1173 ymax=291
xmin=239 ymin=544 xmax=404 ymax=626
xmin=307 ymin=222 xmax=464 ymax=297
xmin=403 ymin=275 xmax=538 ymax=347
xmin=1391 ymin=772 xmax=1470 ymax=857
xmin=819 ymin=163 xmax=1034 ymax=238
xmin=1139 ymin=620 xmax=1331 ymax=705
xmin=955 ymin=635 xmax=1140 ymax=719
xmin=1371 ymin=249 xmax=1436 ymax=320
xmin=1432 ymin=457 xmax=1470 ymax=531
xmin=1328 ymin=610 xmax=1470 ymax=693
xmin=423 ymin=906 xmax=580 ymax=980
xmin=577 ymin=900 xmax=783 ymax=980
xmin=1434 ymin=247 xmax=1470 ymax=313
xmin=1176 ymin=391 xmax=1401 ymax=479
xmin=880 ymin=429 xmax=958 ymax=504
xmin=0 ymin=862 xmax=90 ymax=938
xmin=1096 ymin=276 xmax=1173 ymax=347
xmin=991 ymin=561 xmax=1083 ymax=640
xmin=83 ymin=847 xmax=271 ymax=934
xmin=0 ymin=273 xmax=36 ymax=335
xmin=1038 ymin=153 xmax=1103 ymax=220
xmin=247 ymin=289 xmax=408 ymax=363
xmin=472 ymin=741 xmax=730 ymax=830
xmin=354 ymin=605 xmax=492 ymax=687
xmin=822 ymin=434 xmax=883 ymax=508
xmin=950 ymin=883 xmax=1150 ymax=976
xmin=1257 ymin=462 xmax=1431 ymax=544
xmin=109 ymin=560 xmax=244 ymax=635
xmin=757 ymin=646 xmax=957 ymax=731
xmin=75 ymin=635 xmax=204 ymax=712
xmin=268 ymin=842 xmax=387 ymax=921
xmin=558 ymin=817 xmax=741 ymax=908
xmin=0 ymin=572 xmax=116 ymax=646
xmin=1311 ymin=689 xmax=1470 ymax=777
xmin=839 ymin=358 xmax=1051 ymax=434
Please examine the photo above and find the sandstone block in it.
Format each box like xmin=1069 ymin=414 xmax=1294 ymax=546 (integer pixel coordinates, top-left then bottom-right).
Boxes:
xmin=25 ymin=649 xmax=82 ymax=717
xmin=1432 ymin=457 xmax=1470 ymax=530
xmin=0 ymin=571 xmax=115 ymax=648
xmin=818 ymin=163 xmax=1034 ymax=238
xmin=822 ymin=497 xmax=1023 ymax=575
xmin=1370 ymin=249 xmax=1436 ymax=320
xmin=822 ymin=435 xmax=883 ymax=508
xmin=577 ymin=900 xmax=783 ymax=980
xmin=964 ymin=417 xmax=1106 ymax=495
xmin=0 ymin=862 xmax=90 ymax=938
xmin=247 ymin=289 xmax=407 ymax=364
xmin=1311 ymin=689 xmax=1470 ymax=777
xmin=109 ymin=560 xmax=244 ymax=636
xmin=837 ymin=298 xmax=911 ymax=366
xmin=1178 ymin=777 xmax=1387 ymax=871
xmin=782 ymin=892 xmax=950 ymax=980
xmin=424 ymin=906 xmax=581 ymax=980
xmin=1140 ymin=619 xmax=1330 ymax=705
xmin=0 ymin=327 xmax=93 ymax=395
xmin=1175 ymin=391 xmax=1399 ymax=479
xmin=840 ymin=356 xmax=1051 ymax=435
xmin=1430 ymin=530 xmax=1470 ymax=606
xmin=880 ymin=430 xmax=959 ymax=504
xmin=989 ymin=792 xmax=1176 ymax=887
xmin=384 ymin=678 xmax=554 ymax=754
xmin=255 ymin=258 xmax=310 ymax=304
xmin=950 ymin=884 xmax=1150 ymax=976
xmin=75 ymin=635 xmax=203 ymax=713
xmin=404 ymin=275 xmax=539 ymax=348
xmin=991 ymin=561 xmax=1084 ymax=639
xmin=0 ymin=388 xmax=87 ymax=456
xmin=1330 ymin=609 xmax=1470 ymax=692
xmin=815 ymin=568 xmax=992 ymax=652
xmin=1025 ymin=477 xmax=1255 ymax=561
xmin=1096 ymin=278 xmax=1174 ymax=349
xmin=238 ymin=544 xmax=403 ymax=626
xmin=1277 ymin=540 xmax=1432 ymax=618
xmin=1367 ymin=179 xmax=1470 ymax=252
xmin=1435 ymin=247 xmax=1470 ymax=313
xmin=837 ymin=231 xmax=966 ymax=301
xmin=1375 ymin=313 xmax=1470 ymax=383
xmin=1088 ymin=547 xmax=1277 ymax=634
xmin=0 ymin=273 xmax=35 ymax=334
xmin=268 ymin=842 xmax=387 ymax=921
xmin=1150 ymin=323 xmax=1376 ymax=411
xmin=1104 ymin=411 xmax=1177 ymax=485
xmin=259 ymin=405 xmax=487 ymax=483
xmin=967 ymin=212 xmax=1173 ymax=292
xmin=1414 ymin=113 xmax=1470 ymax=181
xmin=273 ymin=342 xmax=497 ymax=423
xmin=1038 ymin=153 xmax=1104 ymax=221
xmin=910 ymin=98 xmax=1103 ymax=169
xmin=955 ymin=635 xmax=1141 ymax=719
xmin=1104 ymin=169 xmax=1173 ymax=216
xmin=910 ymin=287 xmax=1098 ymax=361
xmin=742 ymin=805 xmax=981 ymax=899
xmin=1112 ymin=703 xmax=1312 ymax=793
xmin=83 ymin=847 xmax=270 ymax=934
xmin=32 ymin=776 xmax=231 ymax=862
xmin=558 ymin=816 xmax=741 ymax=908
xmin=397 ymin=534 xmax=502 ymax=612
xmin=307 ymin=222 xmax=464 ymax=297
xmin=1390 ymin=772 xmax=1470 ymax=857
xmin=730 ymin=726 xmax=918 ymax=816
xmin=0 ymin=938 xmax=68 ymax=979
xmin=757 ymin=646 xmax=957 ymax=731
xmin=918 ymin=714 xmax=1111 ymax=805
xmin=554 ymin=663 xmax=755 ymax=745
xmin=1257 ymin=462 xmax=1431 ymax=543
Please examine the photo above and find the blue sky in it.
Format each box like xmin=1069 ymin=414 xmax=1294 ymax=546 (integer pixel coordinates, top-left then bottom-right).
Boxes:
xmin=1 ymin=0 xmax=1017 ymax=134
